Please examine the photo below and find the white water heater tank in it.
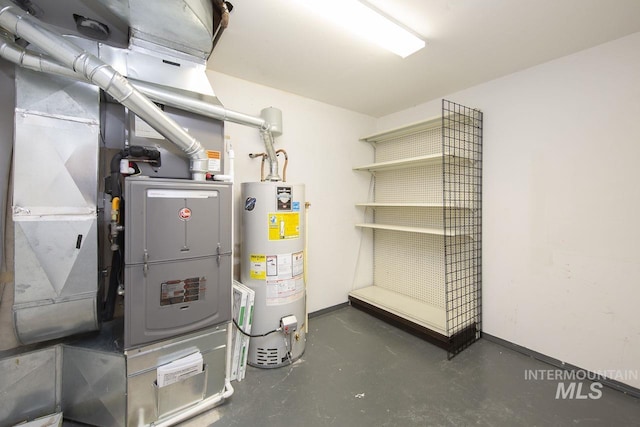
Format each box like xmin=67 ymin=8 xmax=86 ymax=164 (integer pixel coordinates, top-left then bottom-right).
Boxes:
xmin=241 ymin=182 xmax=306 ymax=368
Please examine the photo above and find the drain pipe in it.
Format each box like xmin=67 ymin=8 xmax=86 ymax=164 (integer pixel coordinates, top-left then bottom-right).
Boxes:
xmin=0 ymin=1 xmax=208 ymax=181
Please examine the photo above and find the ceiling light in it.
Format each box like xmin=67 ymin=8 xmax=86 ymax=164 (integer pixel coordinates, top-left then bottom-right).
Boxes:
xmin=299 ymin=0 xmax=425 ymax=58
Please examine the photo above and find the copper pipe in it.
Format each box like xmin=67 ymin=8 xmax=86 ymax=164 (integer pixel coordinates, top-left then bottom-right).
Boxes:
xmin=249 ymin=152 xmax=267 ymax=182
xmin=276 ymin=149 xmax=288 ymax=182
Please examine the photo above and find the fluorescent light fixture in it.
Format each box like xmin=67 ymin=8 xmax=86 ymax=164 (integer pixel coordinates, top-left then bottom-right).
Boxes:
xmin=299 ymin=0 xmax=425 ymax=58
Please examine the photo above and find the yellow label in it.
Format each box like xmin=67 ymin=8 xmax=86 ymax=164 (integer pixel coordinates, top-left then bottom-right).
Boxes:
xmin=249 ymin=254 xmax=266 ymax=280
xmin=206 ymin=150 xmax=221 ymax=172
xmin=268 ymin=213 xmax=300 ymax=240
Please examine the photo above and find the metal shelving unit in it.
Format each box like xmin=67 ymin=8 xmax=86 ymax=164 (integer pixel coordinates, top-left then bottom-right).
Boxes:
xmin=349 ymin=99 xmax=483 ymax=358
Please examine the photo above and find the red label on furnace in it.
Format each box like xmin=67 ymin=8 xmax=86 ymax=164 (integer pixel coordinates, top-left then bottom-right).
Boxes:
xmin=178 ymin=207 xmax=192 ymax=221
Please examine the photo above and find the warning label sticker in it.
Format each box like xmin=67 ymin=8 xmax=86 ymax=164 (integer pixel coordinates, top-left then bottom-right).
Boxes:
xmin=266 ymin=276 xmax=304 ymax=306
xmin=161 ymin=277 xmax=206 ymax=306
xmin=206 ymin=150 xmax=221 ymax=172
xmin=249 ymin=254 xmax=266 ymax=280
xmin=268 ymin=212 xmax=300 ymax=240
xmin=264 ymin=252 xmax=304 ymax=306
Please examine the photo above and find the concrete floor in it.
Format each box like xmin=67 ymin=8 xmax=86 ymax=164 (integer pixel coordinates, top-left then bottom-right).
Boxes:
xmin=179 ymin=306 xmax=640 ymax=427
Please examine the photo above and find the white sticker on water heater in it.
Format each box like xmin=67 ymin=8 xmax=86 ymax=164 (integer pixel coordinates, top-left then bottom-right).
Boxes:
xmin=266 ymin=277 xmax=304 ymax=306
xmin=265 ymin=252 xmax=304 ymax=306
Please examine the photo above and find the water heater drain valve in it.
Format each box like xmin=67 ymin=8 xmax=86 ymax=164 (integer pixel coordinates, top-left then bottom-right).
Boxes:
xmin=280 ymin=315 xmax=298 ymax=335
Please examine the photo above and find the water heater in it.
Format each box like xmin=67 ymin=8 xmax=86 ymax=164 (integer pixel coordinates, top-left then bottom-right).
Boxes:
xmin=241 ymin=182 xmax=306 ymax=367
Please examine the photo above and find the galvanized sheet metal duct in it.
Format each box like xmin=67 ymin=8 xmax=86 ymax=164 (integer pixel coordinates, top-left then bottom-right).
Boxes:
xmin=96 ymin=0 xmax=218 ymax=59
xmin=0 ymin=32 xmax=284 ymax=181
xmin=11 ymin=56 xmax=101 ymax=344
xmin=0 ymin=0 xmax=211 ymax=181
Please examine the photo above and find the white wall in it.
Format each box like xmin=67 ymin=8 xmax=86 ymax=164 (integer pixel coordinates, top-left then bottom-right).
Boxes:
xmin=206 ymin=71 xmax=375 ymax=313
xmin=377 ymin=32 xmax=640 ymax=388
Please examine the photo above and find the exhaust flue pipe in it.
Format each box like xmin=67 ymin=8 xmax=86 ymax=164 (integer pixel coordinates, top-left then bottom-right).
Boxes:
xmin=0 ymin=0 xmax=209 ymax=180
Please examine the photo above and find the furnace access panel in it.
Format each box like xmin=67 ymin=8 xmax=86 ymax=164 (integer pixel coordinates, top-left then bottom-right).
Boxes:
xmin=123 ymin=178 xmax=232 ymax=349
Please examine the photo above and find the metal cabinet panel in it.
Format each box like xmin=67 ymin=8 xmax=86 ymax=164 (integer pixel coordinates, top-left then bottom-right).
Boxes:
xmin=124 ymin=255 xmax=231 ymax=349
xmin=124 ymin=178 xmax=232 ymax=264
xmin=123 ymin=177 xmax=232 ymax=349
xmin=14 ymin=217 xmax=98 ymax=303
xmin=126 ymin=327 xmax=227 ymax=426
xmin=0 ymin=347 xmax=61 ymax=426
xmin=16 ymin=61 xmax=100 ymax=123
xmin=13 ymin=113 xmax=99 ymax=216
xmin=13 ymin=216 xmax=99 ymax=344
xmin=62 ymin=346 xmax=126 ymax=427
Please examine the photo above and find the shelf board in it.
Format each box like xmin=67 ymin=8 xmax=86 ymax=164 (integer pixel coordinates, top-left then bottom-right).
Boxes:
xmin=359 ymin=113 xmax=475 ymax=144
xmin=353 ymin=153 xmax=441 ymax=172
xmin=356 ymin=202 xmax=471 ymax=209
xmin=349 ymin=286 xmax=447 ymax=336
xmin=360 ymin=115 xmax=441 ymax=143
xmin=355 ymin=223 xmax=462 ymax=236
xmin=353 ymin=152 xmax=470 ymax=172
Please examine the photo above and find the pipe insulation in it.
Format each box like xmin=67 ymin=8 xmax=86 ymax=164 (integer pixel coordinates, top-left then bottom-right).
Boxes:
xmin=0 ymin=0 xmax=209 ymax=180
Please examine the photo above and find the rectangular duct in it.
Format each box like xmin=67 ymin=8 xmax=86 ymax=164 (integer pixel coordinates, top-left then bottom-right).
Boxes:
xmin=12 ymin=56 xmax=100 ymax=344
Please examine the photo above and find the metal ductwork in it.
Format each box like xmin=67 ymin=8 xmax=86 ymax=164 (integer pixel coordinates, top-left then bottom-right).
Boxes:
xmin=0 ymin=30 xmax=284 ymax=181
xmin=95 ymin=0 xmax=227 ymax=60
xmin=0 ymin=0 xmax=212 ymax=181
xmin=0 ymin=0 xmax=228 ymax=61
xmin=0 ymin=0 xmax=294 ymax=424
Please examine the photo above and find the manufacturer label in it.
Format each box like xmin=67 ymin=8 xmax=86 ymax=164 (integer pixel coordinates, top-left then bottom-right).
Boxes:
xmin=276 ymin=187 xmax=292 ymax=210
xmin=245 ymin=197 xmax=257 ymax=211
xmin=161 ymin=277 xmax=206 ymax=306
xmin=178 ymin=207 xmax=192 ymax=221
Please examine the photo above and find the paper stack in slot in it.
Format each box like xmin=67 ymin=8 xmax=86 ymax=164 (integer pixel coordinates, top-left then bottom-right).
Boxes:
xmin=156 ymin=352 xmax=203 ymax=387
